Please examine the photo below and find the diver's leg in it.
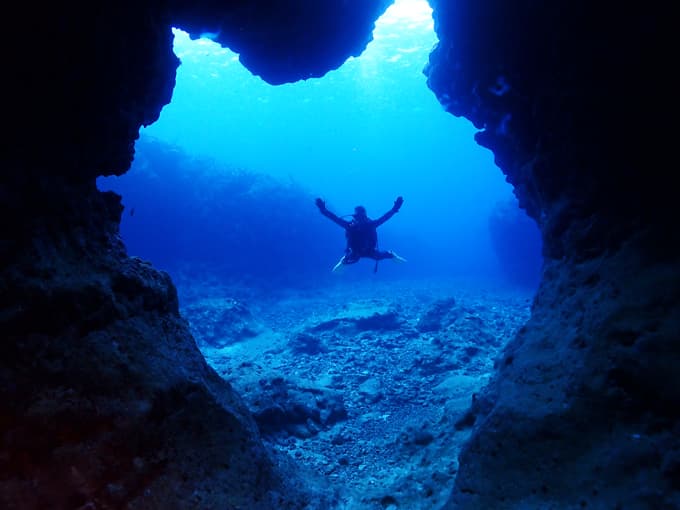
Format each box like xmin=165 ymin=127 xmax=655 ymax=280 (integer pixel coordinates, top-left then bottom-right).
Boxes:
xmin=373 ymin=250 xmax=407 ymax=262
xmin=372 ymin=250 xmax=407 ymax=263
xmin=332 ymin=252 xmax=359 ymax=272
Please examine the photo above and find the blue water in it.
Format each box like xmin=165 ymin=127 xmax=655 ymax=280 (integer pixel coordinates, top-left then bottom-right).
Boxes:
xmin=98 ymin=0 xmax=541 ymax=291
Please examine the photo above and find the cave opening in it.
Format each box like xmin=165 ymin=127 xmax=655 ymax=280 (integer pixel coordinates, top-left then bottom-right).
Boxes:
xmin=98 ymin=0 xmax=541 ymax=293
xmin=96 ymin=0 xmax=542 ymax=506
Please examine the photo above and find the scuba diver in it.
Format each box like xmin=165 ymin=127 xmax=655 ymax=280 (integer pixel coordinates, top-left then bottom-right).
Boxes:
xmin=315 ymin=196 xmax=407 ymax=272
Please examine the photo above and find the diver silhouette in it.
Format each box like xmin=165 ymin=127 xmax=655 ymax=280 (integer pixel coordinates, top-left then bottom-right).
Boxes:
xmin=315 ymin=196 xmax=407 ymax=272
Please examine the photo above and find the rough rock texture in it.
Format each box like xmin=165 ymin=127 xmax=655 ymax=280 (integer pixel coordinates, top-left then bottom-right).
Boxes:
xmin=426 ymin=1 xmax=674 ymax=256
xmin=167 ymin=0 xmax=393 ymax=84
xmin=450 ymin=253 xmax=680 ymax=509
xmin=2 ymin=1 xmax=387 ymax=508
xmin=188 ymin=279 xmax=531 ymax=509
xmin=2 ymin=0 xmax=678 ymax=509
xmin=425 ymin=0 xmax=678 ymax=508
xmin=0 ymin=183 xmax=332 ymax=509
xmin=183 ymin=298 xmax=263 ymax=349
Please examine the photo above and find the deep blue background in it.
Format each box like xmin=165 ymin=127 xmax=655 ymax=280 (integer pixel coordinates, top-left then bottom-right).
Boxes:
xmin=98 ymin=0 xmax=542 ymax=291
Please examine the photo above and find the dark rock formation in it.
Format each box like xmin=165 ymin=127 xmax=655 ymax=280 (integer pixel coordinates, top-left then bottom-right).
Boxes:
xmin=167 ymin=0 xmax=393 ymax=84
xmin=0 ymin=183 xmax=308 ymax=508
xmin=425 ymin=0 xmax=678 ymax=508
xmin=3 ymin=1 xmax=386 ymax=508
xmin=0 ymin=180 xmax=337 ymax=508
xmin=252 ymin=377 xmax=348 ymax=440
xmin=290 ymin=332 xmax=329 ymax=356
xmin=310 ymin=307 xmax=404 ymax=333
xmin=2 ymin=0 xmax=677 ymax=509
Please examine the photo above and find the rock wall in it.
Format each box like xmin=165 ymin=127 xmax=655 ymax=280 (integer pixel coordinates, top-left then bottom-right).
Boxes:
xmin=426 ymin=0 xmax=678 ymax=507
xmin=0 ymin=182 xmax=333 ymax=508
xmin=2 ymin=1 xmax=388 ymax=508
xmin=167 ymin=0 xmax=393 ymax=84
xmin=1 ymin=0 xmax=677 ymax=509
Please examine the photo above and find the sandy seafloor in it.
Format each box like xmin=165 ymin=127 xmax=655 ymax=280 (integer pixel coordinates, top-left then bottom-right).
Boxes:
xmin=175 ymin=274 xmax=534 ymax=510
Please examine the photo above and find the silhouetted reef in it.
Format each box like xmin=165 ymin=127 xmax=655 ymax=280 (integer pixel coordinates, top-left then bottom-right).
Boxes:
xmin=101 ymin=135 xmax=341 ymax=285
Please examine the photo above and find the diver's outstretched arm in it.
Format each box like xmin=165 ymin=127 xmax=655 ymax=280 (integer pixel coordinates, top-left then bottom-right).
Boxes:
xmin=374 ymin=196 xmax=404 ymax=227
xmin=316 ymin=198 xmax=350 ymax=228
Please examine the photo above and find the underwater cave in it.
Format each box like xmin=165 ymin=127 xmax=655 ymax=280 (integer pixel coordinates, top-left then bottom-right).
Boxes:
xmin=1 ymin=0 xmax=677 ymax=509
xmin=93 ymin=4 xmax=543 ymax=505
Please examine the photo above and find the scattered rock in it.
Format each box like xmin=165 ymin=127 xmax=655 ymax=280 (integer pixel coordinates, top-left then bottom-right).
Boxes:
xmin=184 ymin=298 xmax=263 ymax=348
xmin=417 ymin=297 xmax=459 ymax=332
xmin=311 ymin=303 xmax=403 ymax=333
xmin=358 ymin=377 xmax=383 ymax=404
xmin=290 ymin=332 xmax=327 ymax=355
xmin=250 ymin=377 xmax=348 ymax=440
xmin=183 ymin=279 xmax=532 ymax=509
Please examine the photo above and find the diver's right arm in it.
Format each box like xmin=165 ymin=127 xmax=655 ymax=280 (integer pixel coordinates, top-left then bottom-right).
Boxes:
xmin=315 ymin=198 xmax=349 ymax=228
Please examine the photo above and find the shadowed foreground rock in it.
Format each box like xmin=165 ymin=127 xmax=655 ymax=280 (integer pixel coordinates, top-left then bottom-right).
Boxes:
xmin=2 ymin=1 xmax=386 ymax=508
xmin=426 ymin=0 xmax=678 ymax=507
xmin=0 ymin=183 xmax=333 ymax=508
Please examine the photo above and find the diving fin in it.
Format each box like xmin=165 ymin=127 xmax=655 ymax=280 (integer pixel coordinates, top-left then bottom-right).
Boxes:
xmin=332 ymin=256 xmax=347 ymax=273
xmin=389 ymin=251 xmax=407 ymax=263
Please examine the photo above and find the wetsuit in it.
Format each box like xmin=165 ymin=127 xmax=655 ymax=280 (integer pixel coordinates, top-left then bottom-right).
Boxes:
xmin=316 ymin=198 xmax=402 ymax=264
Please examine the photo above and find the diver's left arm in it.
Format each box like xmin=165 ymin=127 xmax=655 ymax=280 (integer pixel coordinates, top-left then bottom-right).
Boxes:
xmin=374 ymin=196 xmax=404 ymax=227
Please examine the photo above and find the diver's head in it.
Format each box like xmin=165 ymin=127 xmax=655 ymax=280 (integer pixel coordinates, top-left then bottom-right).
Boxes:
xmin=353 ymin=205 xmax=367 ymax=219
